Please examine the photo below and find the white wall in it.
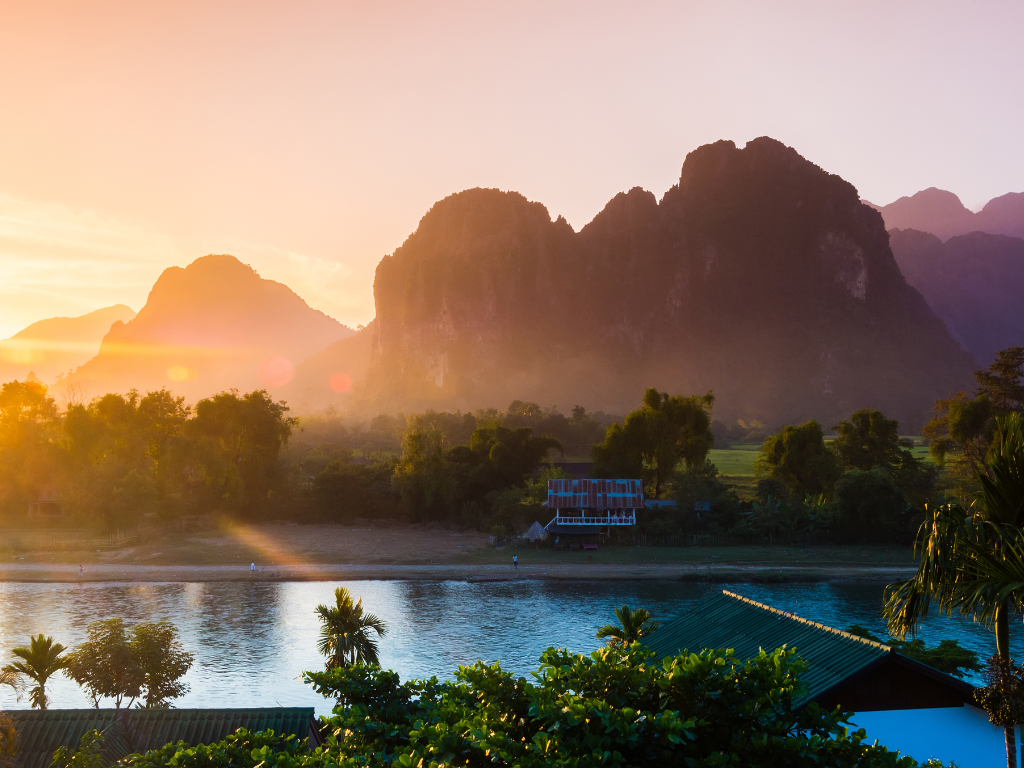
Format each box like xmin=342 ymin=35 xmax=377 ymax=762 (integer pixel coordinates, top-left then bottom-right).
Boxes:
xmin=851 ymin=705 xmax=1013 ymax=767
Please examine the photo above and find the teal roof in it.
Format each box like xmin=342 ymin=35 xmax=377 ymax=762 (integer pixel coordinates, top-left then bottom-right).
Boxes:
xmin=7 ymin=707 xmax=317 ymax=768
xmin=645 ymin=590 xmax=892 ymax=707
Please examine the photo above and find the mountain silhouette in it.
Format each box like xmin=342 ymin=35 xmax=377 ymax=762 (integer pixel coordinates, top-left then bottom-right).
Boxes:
xmin=364 ymin=137 xmax=974 ymax=429
xmin=70 ymin=254 xmax=353 ymax=401
xmin=889 ymin=228 xmax=1024 ymax=366
xmin=871 ymin=188 xmax=1024 ymax=241
xmin=0 ymin=305 xmax=136 ymax=384
xmin=281 ymin=322 xmax=374 ymax=411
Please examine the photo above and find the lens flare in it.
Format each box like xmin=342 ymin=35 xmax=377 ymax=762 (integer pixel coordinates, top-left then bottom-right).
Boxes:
xmin=260 ymin=356 xmax=293 ymax=387
xmin=167 ymin=365 xmax=189 ymax=381
xmin=329 ymin=372 xmax=352 ymax=393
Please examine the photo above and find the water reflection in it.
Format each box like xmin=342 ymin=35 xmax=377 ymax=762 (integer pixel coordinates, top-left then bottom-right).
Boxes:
xmin=0 ymin=580 xmax=1019 ymax=716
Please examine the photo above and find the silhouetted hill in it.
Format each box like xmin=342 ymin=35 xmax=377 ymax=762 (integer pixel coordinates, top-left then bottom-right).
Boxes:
xmin=71 ymin=255 xmax=353 ymax=401
xmin=873 ymin=188 xmax=1024 ymax=241
xmin=281 ymin=322 xmax=374 ymax=411
xmin=889 ymin=228 xmax=1024 ymax=366
xmin=365 ymin=137 xmax=974 ymax=429
xmin=0 ymin=305 xmax=136 ymax=384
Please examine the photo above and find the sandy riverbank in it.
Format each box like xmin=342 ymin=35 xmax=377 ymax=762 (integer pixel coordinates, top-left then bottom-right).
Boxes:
xmin=0 ymin=562 xmax=917 ymax=583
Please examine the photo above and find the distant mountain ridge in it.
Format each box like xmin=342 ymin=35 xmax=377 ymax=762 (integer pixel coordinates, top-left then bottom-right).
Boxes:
xmin=889 ymin=229 xmax=1024 ymax=367
xmin=0 ymin=305 xmax=136 ymax=384
xmin=70 ymin=254 xmax=353 ymax=401
xmin=869 ymin=188 xmax=1024 ymax=241
xmin=363 ymin=137 xmax=975 ymax=429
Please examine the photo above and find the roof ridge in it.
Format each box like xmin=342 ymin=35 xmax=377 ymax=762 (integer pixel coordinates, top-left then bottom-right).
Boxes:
xmin=720 ymin=590 xmax=892 ymax=652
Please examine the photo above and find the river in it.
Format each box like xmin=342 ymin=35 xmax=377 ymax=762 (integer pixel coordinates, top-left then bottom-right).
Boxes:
xmin=0 ymin=579 xmax=1020 ymax=715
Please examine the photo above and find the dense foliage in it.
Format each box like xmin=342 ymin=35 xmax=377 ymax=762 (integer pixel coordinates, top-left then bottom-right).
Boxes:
xmin=65 ymin=618 xmax=194 ymax=708
xmin=846 ymin=625 xmax=980 ymax=679
xmin=305 ymin=644 xmax=916 ymax=768
xmin=0 ymin=382 xmax=294 ymax=524
xmin=592 ymin=389 xmax=715 ymax=499
xmin=924 ymin=346 xmax=1024 ymax=493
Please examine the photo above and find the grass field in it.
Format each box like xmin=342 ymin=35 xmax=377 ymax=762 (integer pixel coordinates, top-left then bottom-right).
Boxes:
xmin=707 ymin=439 xmax=934 ymax=500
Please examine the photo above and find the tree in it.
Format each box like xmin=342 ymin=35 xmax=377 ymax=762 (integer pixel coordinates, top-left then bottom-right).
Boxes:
xmin=66 ymin=618 xmax=143 ymax=709
xmin=66 ymin=619 xmax=193 ymax=709
xmin=0 ymin=711 xmax=18 ymax=768
xmin=315 ymin=587 xmax=388 ymax=669
xmin=131 ymin=621 xmax=194 ymax=708
xmin=446 ymin=424 xmax=562 ymax=506
xmin=3 ymin=634 xmax=68 ymax=710
xmin=832 ymin=468 xmax=908 ymax=544
xmin=923 ymin=346 xmax=1024 ymax=487
xmin=884 ymin=413 xmax=1024 ymax=768
xmin=831 ymin=409 xmax=909 ymax=472
xmin=595 ymin=605 xmax=661 ymax=646
xmin=756 ymin=420 xmax=841 ymax=498
xmin=592 ymin=388 xmax=714 ymax=498
xmin=0 ymin=668 xmax=22 ymax=700
xmin=392 ymin=427 xmax=455 ymax=523
xmin=846 ymin=625 xmax=980 ymax=679
xmin=975 ymin=346 xmax=1024 ymax=415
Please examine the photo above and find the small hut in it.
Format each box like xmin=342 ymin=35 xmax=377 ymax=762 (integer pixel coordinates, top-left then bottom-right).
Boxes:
xmin=523 ymin=521 xmax=548 ymax=542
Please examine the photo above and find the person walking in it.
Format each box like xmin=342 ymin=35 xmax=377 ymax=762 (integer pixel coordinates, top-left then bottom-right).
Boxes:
xmin=250 ymin=562 xmax=256 ymax=576
xmin=512 ymin=555 xmax=518 ymax=569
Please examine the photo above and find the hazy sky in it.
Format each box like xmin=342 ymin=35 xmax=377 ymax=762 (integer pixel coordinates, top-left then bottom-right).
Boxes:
xmin=1 ymin=0 xmax=1022 ymax=337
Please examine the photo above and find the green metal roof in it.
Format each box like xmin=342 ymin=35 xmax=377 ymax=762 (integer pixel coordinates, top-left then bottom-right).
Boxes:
xmin=6 ymin=707 xmax=317 ymax=768
xmin=645 ymin=590 xmax=892 ymax=707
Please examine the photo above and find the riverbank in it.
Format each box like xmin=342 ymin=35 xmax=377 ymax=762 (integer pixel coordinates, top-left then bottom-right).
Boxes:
xmin=0 ymin=522 xmax=918 ymax=582
xmin=0 ymin=561 xmax=916 ymax=583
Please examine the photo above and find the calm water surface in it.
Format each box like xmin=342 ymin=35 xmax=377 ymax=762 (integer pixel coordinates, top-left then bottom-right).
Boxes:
xmin=1 ymin=579 xmax=1020 ymax=715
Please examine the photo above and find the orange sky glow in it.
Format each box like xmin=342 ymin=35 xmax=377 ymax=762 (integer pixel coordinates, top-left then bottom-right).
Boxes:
xmin=1 ymin=0 xmax=1022 ymax=338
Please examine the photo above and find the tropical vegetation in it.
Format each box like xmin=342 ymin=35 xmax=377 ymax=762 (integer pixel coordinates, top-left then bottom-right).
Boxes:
xmin=315 ymin=587 xmax=388 ymax=669
xmin=2 ymin=634 xmax=67 ymax=710
xmin=596 ymin=605 xmax=661 ymax=647
xmin=65 ymin=618 xmax=194 ymax=708
xmin=883 ymin=412 xmax=1024 ymax=768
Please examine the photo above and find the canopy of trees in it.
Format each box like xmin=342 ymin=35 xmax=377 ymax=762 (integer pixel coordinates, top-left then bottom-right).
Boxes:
xmin=592 ymin=388 xmax=715 ymax=498
xmin=0 ymin=383 xmax=294 ymax=523
xmin=115 ymin=645 xmax=919 ymax=768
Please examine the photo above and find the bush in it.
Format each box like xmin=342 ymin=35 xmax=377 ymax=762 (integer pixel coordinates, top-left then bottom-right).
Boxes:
xmin=832 ymin=468 xmax=909 ymax=543
xmin=296 ymin=645 xmax=915 ymax=768
xmin=312 ymin=459 xmax=399 ymax=522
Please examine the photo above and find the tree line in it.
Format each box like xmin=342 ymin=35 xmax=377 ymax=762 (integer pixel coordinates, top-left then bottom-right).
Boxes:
xmin=1 ymin=620 xmax=193 ymax=710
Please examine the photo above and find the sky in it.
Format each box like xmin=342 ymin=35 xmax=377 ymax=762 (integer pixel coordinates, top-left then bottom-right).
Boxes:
xmin=1 ymin=0 xmax=1022 ymax=338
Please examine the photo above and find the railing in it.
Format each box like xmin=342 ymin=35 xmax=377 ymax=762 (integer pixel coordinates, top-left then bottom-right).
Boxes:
xmin=549 ymin=513 xmax=636 ymax=526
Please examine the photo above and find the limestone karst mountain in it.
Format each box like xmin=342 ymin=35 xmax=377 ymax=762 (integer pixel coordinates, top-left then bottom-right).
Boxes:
xmin=69 ymin=254 xmax=353 ymax=401
xmin=364 ymin=137 xmax=975 ymax=429
xmin=870 ymin=188 xmax=1024 ymax=241
xmin=0 ymin=305 xmax=136 ymax=385
xmin=280 ymin=322 xmax=374 ymax=412
xmin=889 ymin=228 xmax=1024 ymax=367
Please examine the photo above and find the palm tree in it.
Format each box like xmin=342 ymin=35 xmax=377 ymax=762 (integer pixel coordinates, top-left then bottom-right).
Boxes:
xmin=3 ymin=635 xmax=68 ymax=710
xmin=884 ymin=413 xmax=1024 ymax=768
xmin=0 ymin=669 xmax=22 ymax=700
xmin=315 ymin=587 xmax=388 ymax=669
xmin=596 ymin=605 xmax=661 ymax=647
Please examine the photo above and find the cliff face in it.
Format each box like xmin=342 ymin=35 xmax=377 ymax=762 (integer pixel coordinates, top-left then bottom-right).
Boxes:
xmin=72 ymin=254 xmax=353 ymax=401
xmin=367 ymin=138 xmax=975 ymax=428
xmin=890 ymin=228 xmax=1024 ymax=367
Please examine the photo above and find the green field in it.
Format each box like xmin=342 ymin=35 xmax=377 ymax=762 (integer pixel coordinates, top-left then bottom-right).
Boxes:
xmin=707 ymin=438 xmax=933 ymax=500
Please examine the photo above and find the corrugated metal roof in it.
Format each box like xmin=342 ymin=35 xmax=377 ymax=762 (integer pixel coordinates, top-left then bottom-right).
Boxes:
xmin=546 ymin=479 xmax=644 ymax=509
xmin=7 ymin=708 xmax=317 ymax=768
xmin=645 ymin=590 xmax=892 ymax=707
